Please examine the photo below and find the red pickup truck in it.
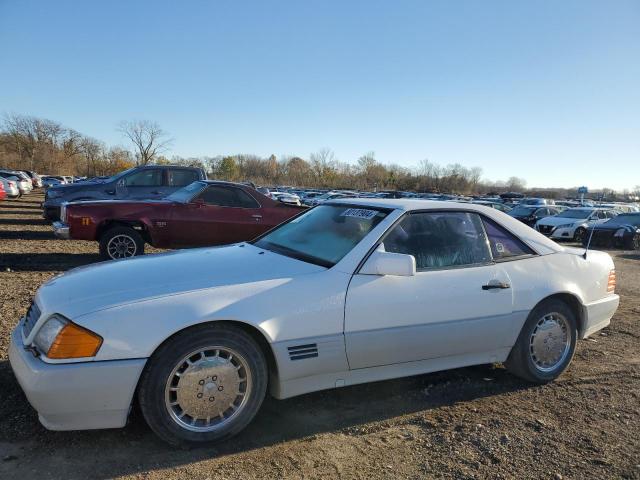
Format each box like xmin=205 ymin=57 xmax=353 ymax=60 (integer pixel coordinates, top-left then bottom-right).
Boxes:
xmin=53 ymin=181 xmax=305 ymax=260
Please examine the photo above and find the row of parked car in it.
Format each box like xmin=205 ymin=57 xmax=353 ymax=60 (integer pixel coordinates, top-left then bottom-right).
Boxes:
xmin=0 ymin=169 xmax=44 ymax=199
xmin=6 ymin=163 xmax=635 ymax=259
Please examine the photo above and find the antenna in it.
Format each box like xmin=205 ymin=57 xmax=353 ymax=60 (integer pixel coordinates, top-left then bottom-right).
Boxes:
xmin=583 ymin=190 xmax=605 ymax=259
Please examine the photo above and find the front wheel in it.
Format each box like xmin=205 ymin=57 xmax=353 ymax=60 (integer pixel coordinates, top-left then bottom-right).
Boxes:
xmin=99 ymin=225 xmax=145 ymax=260
xmin=505 ymin=299 xmax=577 ymax=383
xmin=626 ymin=233 xmax=640 ymax=251
xmin=138 ymin=324 xmax=268 ymax=447
xmin=573 ymin=227 xmax=586 ymax=243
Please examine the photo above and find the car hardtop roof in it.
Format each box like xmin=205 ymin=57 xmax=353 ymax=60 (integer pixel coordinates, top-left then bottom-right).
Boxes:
xmin=325 ymin=197 xmax=512 ymax=212
xmin=325 ymin=198 xmax=564 ymax=255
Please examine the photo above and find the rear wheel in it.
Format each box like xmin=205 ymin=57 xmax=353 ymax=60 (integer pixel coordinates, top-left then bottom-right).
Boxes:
xmin=138 ymin=324 xmax=268 ymax=447
xmin=99 ymin=226 xmax=145 ymax=260
xmin=505 ymin=299 xmax=577 ymax=383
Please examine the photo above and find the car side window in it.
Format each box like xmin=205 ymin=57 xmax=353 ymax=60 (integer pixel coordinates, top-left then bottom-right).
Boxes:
xmin=168 ymin=169 xmax=200 ymax=186
xmin=197 ymin=186 xmax=259 ymax=208
xmin=123 ymin=169 xmax=163 ymax=187
xmin=481 ymin=218 xmax=535 ymax=260
xmin=383 ymin=212 xmax=492 ymax=270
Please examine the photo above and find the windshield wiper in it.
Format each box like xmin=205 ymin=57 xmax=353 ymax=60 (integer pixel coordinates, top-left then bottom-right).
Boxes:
xmin=256 ymin=241 xmax=334 ymax=268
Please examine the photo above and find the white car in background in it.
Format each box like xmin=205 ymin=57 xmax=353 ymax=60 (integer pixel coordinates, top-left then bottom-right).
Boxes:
xmin=270 ymin=191 xmax=301 ymax=206
xmin=10 ymin=200 xmax=619 ymax=446
xmin=535 ymin=207 xmax=618 ymax=242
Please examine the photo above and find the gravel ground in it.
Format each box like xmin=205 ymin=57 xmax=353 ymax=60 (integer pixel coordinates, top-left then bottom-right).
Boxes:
xmin=0 ymin=192 xmax=638 ymax=480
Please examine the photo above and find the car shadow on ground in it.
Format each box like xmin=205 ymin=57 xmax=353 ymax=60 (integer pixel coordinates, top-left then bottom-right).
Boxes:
xmin=619 ymin=253 xmax=640 ymax=261
xmin=0 ymin=231 xmax=56 ymax=241
xmin=0 ymin=252 xmax=102 ymax=271
xmin=0 ymin=358 xmax=533 ymax=479
xmin=0 ymin=218 xmax=49 ymax=226
xmin=0 ymin=203 xmax=42 ymax=210
xmin=0 ymin=210 xmax=49 ymax=216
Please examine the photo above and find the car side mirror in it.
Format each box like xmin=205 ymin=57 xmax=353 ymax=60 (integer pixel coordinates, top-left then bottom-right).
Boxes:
xmin=360 ymin=248 xmax=416 ymax=276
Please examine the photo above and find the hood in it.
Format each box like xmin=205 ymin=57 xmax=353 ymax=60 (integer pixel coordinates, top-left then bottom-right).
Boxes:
xmin=34 ymin=243 xmax=325 ymax=319
xmin=537 ymin=216 xmax=585 ymax=227
xmin=68 ymin=199 xmax=171 ymax=207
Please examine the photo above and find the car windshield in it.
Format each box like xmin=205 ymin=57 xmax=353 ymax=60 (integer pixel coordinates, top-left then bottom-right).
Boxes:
xmin=558 ymin=209 xmax=594 ymax=219
xmin=602 ymin=214 xmax=640 ymax=227
xmin=254 ymin=204 xmax=389 ymax=267
xmin=108 ymin=167 xmax=137 ymax=182
xmin=165 ymin=181 xmax=208 ymax=202
xmin=509 ymin=205 xmax=537 ymax=216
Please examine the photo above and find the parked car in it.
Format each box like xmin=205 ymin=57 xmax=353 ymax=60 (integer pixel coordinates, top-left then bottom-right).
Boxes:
xmin=471 ymin=200 xmax=512 ymax=213
xmin=0 ymin=170 xmax=32 ymax=195
xmin=582 ymin=213 xmax=640 ymax=250
xmin=508 ymin=205 xmax=561 ymax=227
xmin=19 ymin=170 xmax=43 ymax=188
xmin=11 ymin=199 xmax=618 ymax=446
xmin=520 ymin=198 xmax=556 ymax=206
xmin=306 ymin=191 xmax=357 ymax=206
xmin=535 ymin=207 xmax=618 ymax=242
xmin=41 ymin=176 xmax=65 ymax=188
xmin=270 ymin=192 xmax=301 ymax=206
xmin=0 ymin=175 xmax=21 ymax=198
xmin=53 ymin=180 xmax=305 ymax=260
xmin=0 ymin=181 xmax=6 ymax=201
xmin=43 ymin=165 xmax=207 ymax=221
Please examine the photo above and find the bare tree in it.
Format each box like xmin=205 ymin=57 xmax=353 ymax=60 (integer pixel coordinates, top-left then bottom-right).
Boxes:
xmin=118 ymin=120 xmax=171 ymax=165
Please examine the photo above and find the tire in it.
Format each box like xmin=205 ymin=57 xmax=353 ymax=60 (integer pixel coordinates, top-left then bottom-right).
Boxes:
xmin=99 ymin=225 xmax=145 ymax=260
xmin=626 ymin=233 xmax=640 ymax=251
xmin=505 ymin=299 xmax=577 ymax=383
xmin=138 ymin=324 xmax=268 ymax=447
xmin=573 ymin=227 xmax=586 ymax=243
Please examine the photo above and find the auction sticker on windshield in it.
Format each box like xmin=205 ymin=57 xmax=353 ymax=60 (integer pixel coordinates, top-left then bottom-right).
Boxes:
xmin=340 ymin=208 xmax=378 ymax=219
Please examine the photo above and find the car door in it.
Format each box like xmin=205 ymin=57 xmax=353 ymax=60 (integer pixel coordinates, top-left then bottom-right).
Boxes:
xmin=171 ymin=185 xmax=265 ymax=246
xmin=344 ymin=211 xmax=514 ymax=369
xmin=118 ymin=168 xmax=165 ymax=200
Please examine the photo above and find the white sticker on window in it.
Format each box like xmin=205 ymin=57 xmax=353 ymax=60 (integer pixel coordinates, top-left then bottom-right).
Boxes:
xmin=495 ymin=242 xmax=505 ymax=253
xmin=340 ymin=208 xmax=378 ymax=219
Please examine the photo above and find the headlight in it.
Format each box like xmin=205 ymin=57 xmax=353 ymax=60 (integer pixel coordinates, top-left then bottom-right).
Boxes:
xmin=556 ymin=223 xmax=573 ymax=229
xmin=33 ymin=315 xmax=102 ymax=359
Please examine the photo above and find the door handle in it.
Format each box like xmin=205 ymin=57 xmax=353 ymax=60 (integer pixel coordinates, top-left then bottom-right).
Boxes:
xmin=151 ymin=190 xmax=164 ymax=195
xmin=482 ymin=282 xmax=510 ymax=290
xmin=252 ymin=214 xmax=262 ymax=219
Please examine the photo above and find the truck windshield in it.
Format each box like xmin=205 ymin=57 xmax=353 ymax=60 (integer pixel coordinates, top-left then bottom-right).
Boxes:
xmin=165 ymin=181 xmax=208 ymax=202
xmin=253 ymin=204 xmax=389 ymax=267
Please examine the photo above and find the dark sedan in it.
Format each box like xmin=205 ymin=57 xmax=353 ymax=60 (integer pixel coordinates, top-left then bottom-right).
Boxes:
xmin=508 ymin=205 xmax=561 ymax=227
xmin=582 ymin=213 xmax=640 ymax=250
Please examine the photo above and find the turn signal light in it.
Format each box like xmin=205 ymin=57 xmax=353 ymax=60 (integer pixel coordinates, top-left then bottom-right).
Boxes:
xmin=607 ymin=270 xmax=616 ymax=294
xmin=46 ymin=323 xmax=103 ymax=359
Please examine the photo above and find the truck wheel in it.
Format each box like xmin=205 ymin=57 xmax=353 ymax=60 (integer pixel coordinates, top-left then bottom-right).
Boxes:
xmin=505 ymin=299 xmax=577 ymax=383
xmin=138 ymin=324 xmax=268 ymax=447
xmin=99 ymin=226 xmax=145 ymax=260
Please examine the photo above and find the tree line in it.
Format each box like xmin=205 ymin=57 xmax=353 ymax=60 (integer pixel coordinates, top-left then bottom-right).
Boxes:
xmin=1 ymin=113 xmax=637 ymax=199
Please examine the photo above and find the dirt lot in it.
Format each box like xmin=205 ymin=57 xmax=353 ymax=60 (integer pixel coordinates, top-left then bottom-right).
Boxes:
xmin=0 ymin=192 xmax=638 ymax=480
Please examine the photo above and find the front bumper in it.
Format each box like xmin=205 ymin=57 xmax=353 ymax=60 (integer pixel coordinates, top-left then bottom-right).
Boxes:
xmin=9 ymin=326 xmax=146 ymax=431
xmin=548 ymin=227 xmax=575 ymax=240
xmin=52 ymin=221 xmax=70 ymax=239
xmin=581 ymin=294 xmax=620 ymax=339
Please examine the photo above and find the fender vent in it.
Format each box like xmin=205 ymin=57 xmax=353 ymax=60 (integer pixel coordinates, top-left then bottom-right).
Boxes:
xmin=288 ymin=343 xmax=318 ymax=361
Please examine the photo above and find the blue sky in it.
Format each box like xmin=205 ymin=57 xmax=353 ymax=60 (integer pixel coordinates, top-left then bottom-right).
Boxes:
xmin=1 ymin=0 xmax=638 ymax=190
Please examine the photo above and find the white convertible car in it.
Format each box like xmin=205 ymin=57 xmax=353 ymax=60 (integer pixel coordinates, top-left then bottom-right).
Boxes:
xmin=10 ymin=199 xmax=619 ymax=446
